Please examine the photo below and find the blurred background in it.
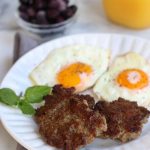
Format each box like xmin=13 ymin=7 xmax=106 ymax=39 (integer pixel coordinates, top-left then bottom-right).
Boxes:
xmin=1 ymin=0 xmax=150 ymax=150
xmin=1 ymin=0 xmax=150 ymax=37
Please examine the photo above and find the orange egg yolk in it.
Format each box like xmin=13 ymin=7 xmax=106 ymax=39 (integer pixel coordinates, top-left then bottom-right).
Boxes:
xmin=117 ymin=69 xmax=149 ymax=89
xmin=57 ymin=62 xmax=92 ymax=88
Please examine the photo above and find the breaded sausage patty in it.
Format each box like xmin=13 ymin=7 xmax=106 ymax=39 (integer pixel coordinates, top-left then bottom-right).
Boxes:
xmin=95 ymin=98 xmax=150 ymax=142
xmin=35 ymin=85 xmax=107 ymax=150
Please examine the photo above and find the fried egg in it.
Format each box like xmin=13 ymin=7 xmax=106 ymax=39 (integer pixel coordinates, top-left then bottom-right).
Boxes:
xmin=93 ymin=52 xmax=150 ymax=107
xmin=30 ymin=45 xmax=110 ymax=92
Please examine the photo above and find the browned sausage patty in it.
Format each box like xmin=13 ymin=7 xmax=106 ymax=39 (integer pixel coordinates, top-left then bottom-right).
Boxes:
xmin=35 ymin=85 xmax=107 ymax=150
xmin=94 ymin=98 xmax=150 ymax=142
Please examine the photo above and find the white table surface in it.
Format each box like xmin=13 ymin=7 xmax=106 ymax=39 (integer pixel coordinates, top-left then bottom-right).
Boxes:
xmin=1 ymin=0 xmax=150 ymax=150
xmin=0 ymin=31 xmax=17 ymax=150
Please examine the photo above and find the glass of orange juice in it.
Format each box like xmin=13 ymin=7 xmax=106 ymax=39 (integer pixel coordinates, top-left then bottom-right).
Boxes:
xmin=103 ymin=0 xmax=150 ymax=29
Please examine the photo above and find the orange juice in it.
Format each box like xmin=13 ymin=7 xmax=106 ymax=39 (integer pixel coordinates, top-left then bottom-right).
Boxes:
xmin=103 ymin=0 xmax=150 ymax=29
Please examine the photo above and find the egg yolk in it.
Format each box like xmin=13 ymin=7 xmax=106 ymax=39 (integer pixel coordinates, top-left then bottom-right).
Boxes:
xmin=57 ymin=62 xmax=92 ymax=88
xmin=117 ymin=69 xmax=149 ymax=89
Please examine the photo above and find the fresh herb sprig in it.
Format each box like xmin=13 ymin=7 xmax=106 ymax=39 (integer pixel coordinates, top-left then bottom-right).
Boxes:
xmin=0 ymin=86 xmax=52 ymax=115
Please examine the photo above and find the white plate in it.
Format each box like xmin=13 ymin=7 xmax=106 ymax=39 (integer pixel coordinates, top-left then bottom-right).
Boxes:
xmin=1 ymin=33 xmax=150 ymax=150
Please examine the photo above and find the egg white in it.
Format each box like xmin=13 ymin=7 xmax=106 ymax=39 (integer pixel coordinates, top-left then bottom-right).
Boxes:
xmin=30 ymin=45 xmax=110 ymax=92
xmin=93 ymin=52 xmax=150 ymax=107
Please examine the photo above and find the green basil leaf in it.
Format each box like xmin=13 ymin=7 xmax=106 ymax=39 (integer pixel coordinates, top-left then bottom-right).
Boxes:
xmin=25 ymin=86 xmax=52 ymax=103
xmin=18 ymin=101 xmax=35 ymax=115
xmin=0 ymin=88 xmax=19 ymax=106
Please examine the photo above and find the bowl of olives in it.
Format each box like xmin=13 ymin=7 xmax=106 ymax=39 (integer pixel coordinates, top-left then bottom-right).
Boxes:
xmin=17 ymin=0 xmax=77 ymax=34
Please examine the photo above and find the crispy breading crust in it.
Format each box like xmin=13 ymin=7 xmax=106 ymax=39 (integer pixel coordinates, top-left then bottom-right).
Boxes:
xmin=94 ymin=98 xmax=150 ymax=142
xmin=35 ymin=85 xmax=107 ymax=150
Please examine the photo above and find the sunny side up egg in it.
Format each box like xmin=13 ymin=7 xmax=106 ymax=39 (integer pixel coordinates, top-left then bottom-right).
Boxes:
xmin=30 ymin=45 xmax=110 ymax=92
xmin=93 ymin=52 xmax=150 ymax=107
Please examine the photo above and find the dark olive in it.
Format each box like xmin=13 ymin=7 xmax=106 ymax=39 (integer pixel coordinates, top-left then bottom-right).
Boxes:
xmin=34 ymin=0 xmax=47 ymax=10
xmin=48 ymin=0 xmax=67 ymax=11
xmin=27 ymin=7 xmax=36 ymax=18
xmin=19 ymin=0 xmax=29 ymax=5
xmin=19 ymin=0 xmax=34 ymax=5
xmin=47 ymin=9 xmax=60 ymax=19
xmin=61 ymin=5 xmax=77 ymax=19
xmin=36 ymin=10 xmax=49 ymax=24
